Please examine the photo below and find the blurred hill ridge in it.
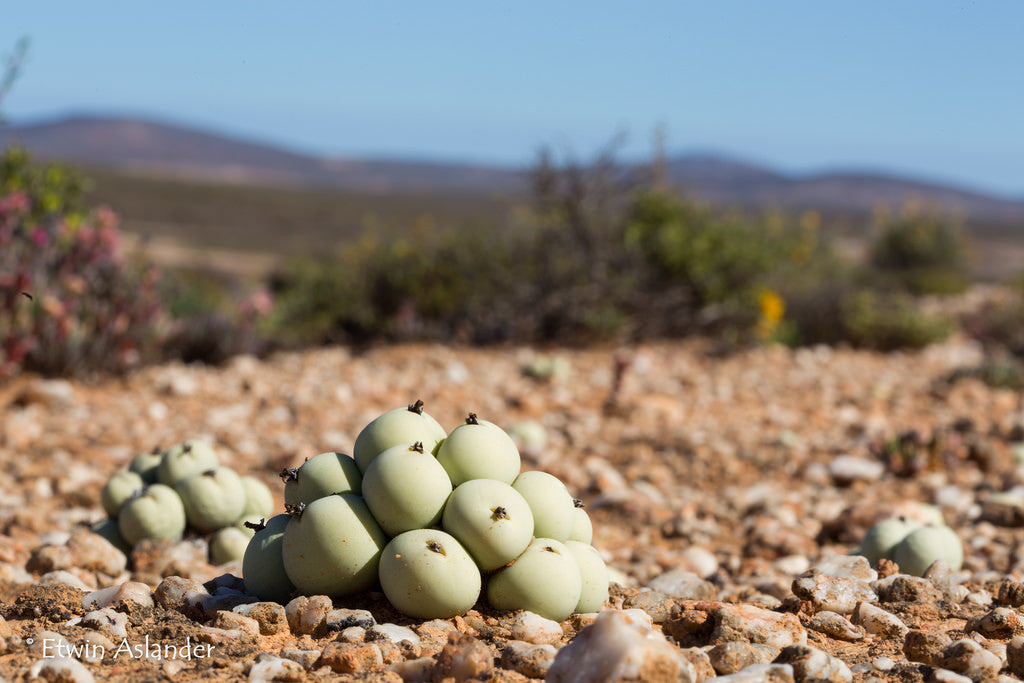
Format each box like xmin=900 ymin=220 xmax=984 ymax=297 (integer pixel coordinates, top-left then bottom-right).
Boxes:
xmin=3 ymin=113 xmax=1023 ymax=221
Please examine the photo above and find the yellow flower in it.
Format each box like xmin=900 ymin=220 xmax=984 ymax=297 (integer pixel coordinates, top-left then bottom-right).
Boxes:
xmin=757 ymin=289 xmax=785 ymax=340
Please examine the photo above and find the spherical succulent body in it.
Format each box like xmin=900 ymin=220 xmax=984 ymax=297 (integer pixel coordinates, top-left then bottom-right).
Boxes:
xmin=441 ymin=479 xmax=534 ymax=571
xmin=487 ymin=537 xmax=582 ymax=622
xmin=101 ymin=471 xmax=145 ymax=518
xmin=240 ymin=476 xmax=275 ymax=518
xmin=435 ymin=414 xmax=521 ymax=486
xmin=175 ymin=467 xmax=247 ymax=533
xmin=282 ymin=452 xmax=362 ymax=506
xmin=565 ymin=541 xmax=609 ymax=613
xmin=362 ymin=442 xmax=453 ymax=537
xmin=379 ymin=529 xmax=481 ymax=619
xmin=512 ymin=470 xmax=575 ymax=542
xmin=857 ymin=517 xmax=922 ymax=565
xmin=157 ymin=440 xmax=219 ymax=487
xmin=353 ymin=401 xmax=447 ymax=473
xmin=568 ymin=503 xmax=593 ymax=544
xmin=282 ymin=493 xmax=388 ymax=597
xmin=243 ymin=514 xmax=295 ymax=603
xmin=128 ymin=449 xmax=163 ymax=484
xmin=891 ymin=524 xmax=963 ymax=576
xmin=118 ymin=484 xmax=187 ymax=546
xmin=210 ymin=526 xmax=251 ymax=565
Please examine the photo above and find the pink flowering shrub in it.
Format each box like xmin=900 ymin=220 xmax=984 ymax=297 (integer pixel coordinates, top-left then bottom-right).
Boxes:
xmin=1 ymin=149 xmax=167 ymax=377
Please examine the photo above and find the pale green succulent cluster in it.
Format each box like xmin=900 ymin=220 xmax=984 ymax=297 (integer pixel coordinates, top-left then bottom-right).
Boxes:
xmin=855 ymin=512 xmax=963 ymax=577
xmin=94 ymin=440 xmax=274 ymax=566
xmin=244 ymin=401 xmax=609 ymax=621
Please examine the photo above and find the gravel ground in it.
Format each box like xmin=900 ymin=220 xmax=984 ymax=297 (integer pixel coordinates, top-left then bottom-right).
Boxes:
xmin=2 ymin=336 xmax=1024 ymax=681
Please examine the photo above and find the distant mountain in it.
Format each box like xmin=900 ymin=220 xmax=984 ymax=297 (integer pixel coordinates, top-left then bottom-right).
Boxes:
xmin=2 ymin=114 xmax=1023 ymax=221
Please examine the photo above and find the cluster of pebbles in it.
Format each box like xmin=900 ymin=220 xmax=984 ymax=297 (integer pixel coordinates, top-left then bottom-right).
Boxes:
xmin=1 ymin=335 xmax=1024 ymax=680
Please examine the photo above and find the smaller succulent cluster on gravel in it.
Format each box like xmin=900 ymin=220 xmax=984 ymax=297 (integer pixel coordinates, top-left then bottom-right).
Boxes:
xmin=246 ymin=401 xmax=609 ymax=622
xmin=93 ymin=440 xmax=274 ymax=566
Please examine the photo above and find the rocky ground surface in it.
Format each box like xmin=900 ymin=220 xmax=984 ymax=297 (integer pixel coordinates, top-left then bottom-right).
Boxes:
xmin=2 ymin=337 xmax=1024 ymax=681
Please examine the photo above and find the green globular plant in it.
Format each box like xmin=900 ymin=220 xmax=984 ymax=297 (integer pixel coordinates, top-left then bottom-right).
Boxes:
xmin=282 ymin=493 xmax=388 ymax=598
xmin=435 ymin=413 xmax=522 ymax=486
xmin=281 ymin=451 xmax=362 ymax=506
xmin=891 ymin=524 xmax=963 ymax=576
xmin=512 ymin=470 xmax=575 ymax=542
xmin=157 ymin=440 xmax=219 ymax=487
xmin=100 ymin=470 xmax=145 ymax=518
xmin=856 ymin=517 xmax=923 ymax=566
xmin=352 ymin=400 xmax=447 ymax=473
xmin=565 ymin=540 xmax=609 ymax=614
xmin=210 ymin=525 xmax=252 ymax=565
xmin=361 ymin=441 xmax=453 ymax=537
xmin=128 ymin=448 xmax=163 ymax=484
xmin=239 ymin=475 xmax=274 ymax=518
xmin=378 ymin=529 xmax=481 ymax=619
xmin=441 ymin=478 xmax=534 ymax=571
xmin=568 ymin=500 xmax=593 ymax=544
xmin=487 ymin=537 xmax=583 ymax=622
xmin=242 ymin=514 xmax=295 ymax=604
xmin=117 ymin=484 xmax=187 ymax=546
xmin=175 ymin=467 xmax=247 ymax=533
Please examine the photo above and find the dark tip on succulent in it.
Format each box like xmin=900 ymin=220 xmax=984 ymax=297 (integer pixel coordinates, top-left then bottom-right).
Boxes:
xmin=129 ymin=487 xmax=148 ymax=501
xmin=244 ymin=518 xmax=267 ymax=532
xmin=20 ymin=291 xmax=32 ymax=301
xmin=285 ymin=502 xmax=306 ymax=518
xmin=573 ymin=499 xmax=585 ymax=509
xmin=492 ymin=506 xmax=509 ymax=520
xmin=150 ymin=445 xmax=161 ymax=455
xmin=183 ymin=442 xmax=193 ymax=453
xmin=427 ymin=540 xmax=446 ymax=555
xmin=543 ymin=545 xmax=558 ymax=554
xmin=279 ymin=467 xmax=299 ymax=483
xmin=466 ymin=413 xmax=480 ymax=425
xmin=408 ymin=399 xmax=425 ymax=415
xmin=202 ymin=469 xmax=217 ymax=477
xmin=411 ymin=441 xmax=425 ymax=453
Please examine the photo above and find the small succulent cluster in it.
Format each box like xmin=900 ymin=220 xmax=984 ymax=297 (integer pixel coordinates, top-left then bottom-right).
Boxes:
xmin=855 ymin=507 xmax=964 ymax=576
xmin=243 ymin=400 xmax=609 ymax=621
xmin=94 ymin=440 xmax=274 ymax=565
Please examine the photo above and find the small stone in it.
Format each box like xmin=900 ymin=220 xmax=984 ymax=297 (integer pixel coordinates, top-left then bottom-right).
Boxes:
xmin=154 ymin=576 xmax=209 ymax=619
xmin=197 ymin=625 xmax=247 ymax=645
xmin=829 ymin=455 xmax=884 ymax=484
xmin=853 ymin=602 xmax=909 ymax=639
xmin=904 ymin=629 xmax=953 ymax=666
xmin=317 ymin=641 xmax=384 ymax=673
xmin=713 ymin=663 xmax=795 ymax=683
xmin=29 ymin=656 xmax=95 ymax=683
xmin=388 ymin=656 xmax=437 ymax=682
xmin=209 ymin=610 xmax=260 ymax=637
xmin=82 ymin=581 xmax=154 ymax=610
xmin=415 ymin=619 xmax=458 ymax=646
xmin=233 ymin=602 xmax=289 ymax=635
xmin=792 ymin=573 xmax=876 ymax=614
xmin=872 ymin=657 xmax=896 ymax=671
xmin=648 ymin=569 xmax=717 ymax=600
xmin=966 ymin=607 xmax=1023 ymax=638
xmin=681 ymin=547 xmax=719 ymax=578
xmin=280 ymin=649 xmax=322 ymax=670
xmin=873 ymin=574 xmax=943 ymax=603
xmin=709 ymin=641 xmax=775 ymax=675
xmin=929 ymin=669 xmax=973 ymax=683
xmin=710 ymin=604 xmax=808 ymax=649
xmin=502 ymin=640 xmax=559 ymax=679
xmin=370 ymin=623 xmax=420 ymax=646
xmin=1006 ymin=636 xmax=1024 ymax=677
xmin=248 ymin=653 xmax=305 ymax=681
xmin=774 ymin=644 xmax=852 ymax=683
xmin=285 ymin=594 xmax=333 ymax=636
xmin=337 ymin=626 xmax=365 ymax=643
xmin=324 ymin=607 xmax=375 ymax=632
xmin=811 ymin=554 xmax=877 ymax=582
xmin=81 ymin=608 xmax=129 ymax=639
xmin=807 ymin=611 xmax=865 ymax=641
xmin=548 ymin=609 xmax=696 ymax=682
xmin=40 ymin=570 xmax=92 ymax=591
xmin=937 ymin=638 xmax=1003 ymax=679
xmin=434 ymin=633 xmax=494 ymax=681
xmin=510 ymin=611 xmax=563 ymax=645
xmin=67 ymin=528 xmax=128 ymax=576
xmin=623 ymin=590 xmax=676 ymax=624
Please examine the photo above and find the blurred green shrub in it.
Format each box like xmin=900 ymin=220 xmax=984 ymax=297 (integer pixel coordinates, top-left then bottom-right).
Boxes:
xmin=867 ymin=203 xmax=971 ymax=295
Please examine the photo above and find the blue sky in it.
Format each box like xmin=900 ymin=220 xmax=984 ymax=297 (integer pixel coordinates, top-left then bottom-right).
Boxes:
xmin=2 ymin=2 xmax=1022 ymax=197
